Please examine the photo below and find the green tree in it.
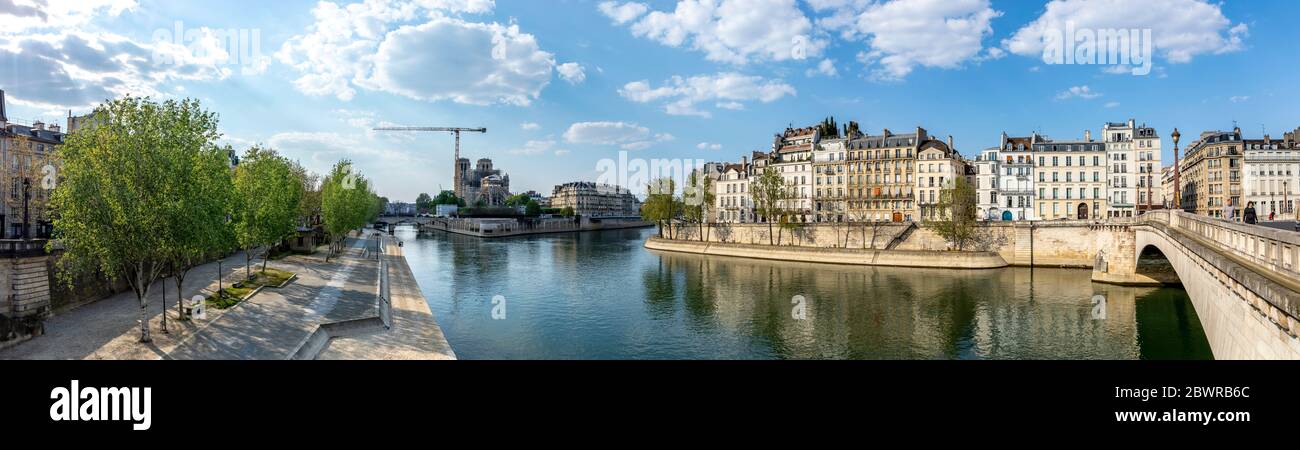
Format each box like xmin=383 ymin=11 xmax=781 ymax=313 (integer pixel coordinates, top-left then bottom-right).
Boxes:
xmin=48 ymin=96 xmax=222 ymax=342
xmin=321 ymin=160 xmax=372 ymax=260
xmin=640 ymin=177 xmax=679 ymax=238
xmin=525 ymin=199 xmax=541 ymax=216
xmin=683 ymin=171 xmax=715 ymax=241
xmin=416 ymin=192 xmax=434 ymax=213
xmin=165 ymin=143 xmax=236 ymax=325
xmin=233 ymin=146 xmax=303 ymax=279
xmin=288 ymin=159 xmax=321 ymax=227
xmin=750 ymin=167 xmax=788 ymax=245
xmin=924 ymin=177 xmax=987 ymax=251
xmin=505 ymin=193 xmax=531 ymax=207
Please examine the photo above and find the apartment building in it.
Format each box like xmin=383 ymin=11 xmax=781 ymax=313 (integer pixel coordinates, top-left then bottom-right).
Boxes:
xmin=1242 ymin=133 xmax=1299 ymax=218
xmin=986 ymin=133 xmax=1041 ymax=221
xmin=549 ymin=181 xmax=641 ymax=218
xmin=0 ymin=90 xmax=64 ymax=238
xmin=1032 ymin=136 xmax=1107 ymax=220
xmin=915 ymin=137 xmax=965 ymax=221
xmin=1102 ymin=120 xmax=1162 ymax=217
xmin=840 ymin=127 xmax=925 ymax=222
xmin=1179 ymin=128 xmax=1243 ymax=217
xmin=813 ymin=137 xmax=849 ymax=222
xmin=771 ymin=127 xmax=816 ymax=222
xmin=715 ymin=156 xmax=753 ymax=223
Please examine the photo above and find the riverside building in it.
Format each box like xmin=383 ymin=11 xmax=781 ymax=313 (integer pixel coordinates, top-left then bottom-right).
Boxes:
xmin=1179 ymin=128 xmax=1243 ymax=217
xmin=1103 ymin=120 xmax=1162 ymax=217
xmin=715 ymin=156 xmax=754 ymax=223
xmin=843 ymin=128 xmax=925 ymax=222
xmin=0 ymin=89 xmax=63 ymax=238
xmin=771 ymin=127 xmax=816 ymax=222
xmin=916 ymin=136 xmax=965 ymax=221
xmin=1241 ymin=131 xmax=1299 ymax=218
xmin=549 ymin=182 xmax=641 ymax=218
xmin=1032 ymin=134 xmax=1107 ymax=220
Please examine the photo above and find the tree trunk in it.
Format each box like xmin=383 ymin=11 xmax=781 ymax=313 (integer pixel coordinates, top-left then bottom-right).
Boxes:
xmin=262 ymin=250 xmax=269 ymax=274
xmin=174 ymin=265 xmax=188 ymax=320
xmin=133 ymin=267 xmax=151 ymax=343
xmin=244 ymin=247 xmax=252 ymax=280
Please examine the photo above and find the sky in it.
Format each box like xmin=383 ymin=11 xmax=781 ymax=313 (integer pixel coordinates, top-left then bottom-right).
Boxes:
xmin=2 ymin=0 xmax=1298 ymax=202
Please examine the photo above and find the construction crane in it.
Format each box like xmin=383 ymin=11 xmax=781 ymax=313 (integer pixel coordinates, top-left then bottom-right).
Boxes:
xmin=372 ymin=126 xmax=487 ymax=164
xmin=373 ymin=127 xmax=486 ymax=198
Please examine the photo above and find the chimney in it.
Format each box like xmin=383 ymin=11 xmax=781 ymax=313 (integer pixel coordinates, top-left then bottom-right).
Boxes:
xmin=882 ymin=128 xmax=892 ymax=138
xmin=742 ymin=155 xmax=748 ymax=167
xmin=33 ymin=120 xmax=44 ymax=131
xmin=0 ymin=89 xmax=7 ymax=126
xmin=48 ymin=124 xmax=60 ymax=133
xmin=1085 ymin=130 xmax=1092 ymax=142
xmin=947 ymin=135 xmax=954 ymax=150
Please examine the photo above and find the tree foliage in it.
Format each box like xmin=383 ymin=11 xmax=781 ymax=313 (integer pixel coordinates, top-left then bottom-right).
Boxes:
xmin=320 ymin=160 xmax=376 ymax=259
xmin=48 ymin=96 xmax=224 ymax=342
xmin=640 ymin=177 xmax=680 ymax=238
xmin=924 ymin=177 xmax=998 ymax=251
xmin=750 ymin=167 xmax=789 ymax=245
xmin=233 ymin=146 xmax=303 ymax=277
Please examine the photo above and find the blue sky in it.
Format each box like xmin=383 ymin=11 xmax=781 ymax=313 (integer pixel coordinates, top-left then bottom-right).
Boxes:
xmin=2 ymin=0 xmax=1298 ymax=201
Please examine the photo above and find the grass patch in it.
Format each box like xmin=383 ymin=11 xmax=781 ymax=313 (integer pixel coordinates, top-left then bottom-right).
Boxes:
xmin=206 ymin=268 xmax=296 ymax=310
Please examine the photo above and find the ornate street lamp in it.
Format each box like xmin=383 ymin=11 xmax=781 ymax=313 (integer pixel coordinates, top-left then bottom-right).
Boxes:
xmin=1172 ymin=129 xmax=1181 ymax=212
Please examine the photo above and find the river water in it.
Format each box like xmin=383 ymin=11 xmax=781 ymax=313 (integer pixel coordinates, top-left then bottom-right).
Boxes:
xmin=397 ymin=227 xmax=1212 ymax=360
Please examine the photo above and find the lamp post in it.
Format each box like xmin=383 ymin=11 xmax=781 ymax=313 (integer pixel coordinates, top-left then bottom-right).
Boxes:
xmin=1172 ymin=129 xmax=1181 ymax=212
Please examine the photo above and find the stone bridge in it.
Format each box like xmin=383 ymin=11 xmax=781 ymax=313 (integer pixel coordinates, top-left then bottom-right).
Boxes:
xmin=1093 ymin=210 xmax=1300 ymax=359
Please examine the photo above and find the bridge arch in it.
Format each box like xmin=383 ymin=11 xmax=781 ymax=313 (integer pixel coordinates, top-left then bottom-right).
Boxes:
xmin=1126 ymin=215 xmax=1300 ymax=359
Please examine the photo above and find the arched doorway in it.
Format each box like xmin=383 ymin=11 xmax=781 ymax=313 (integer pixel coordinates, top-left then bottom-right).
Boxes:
xmin=1077 ymin=203 xmax=1089 ymax=220
xmin=1001 ymin=210 xmax=1013 ymax=221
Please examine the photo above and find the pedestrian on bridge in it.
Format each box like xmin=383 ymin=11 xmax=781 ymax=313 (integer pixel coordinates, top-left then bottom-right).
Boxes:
xmin=1243 ymin=201 xmax=1258 ymax=225
xmin=1222 ymin=198 xmax=1235 ymax=222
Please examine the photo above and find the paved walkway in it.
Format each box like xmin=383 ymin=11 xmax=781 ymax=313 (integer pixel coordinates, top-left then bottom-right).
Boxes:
xmin=0 ymin=234 xmax=382 ymax=360
xmin=317 ymin=236 xmax=456 ymax=360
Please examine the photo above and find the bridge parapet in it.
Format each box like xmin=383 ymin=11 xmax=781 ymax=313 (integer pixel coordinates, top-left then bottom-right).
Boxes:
xmin=1142 ymin=210 xmax=1300 ymax=285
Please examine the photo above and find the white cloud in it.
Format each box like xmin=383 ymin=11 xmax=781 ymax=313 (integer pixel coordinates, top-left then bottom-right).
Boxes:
xmin=1104 ymin=101 xmax=1120 ymax=108
xmin=1229 ymin=96 xmax=1250 ymax=103
xmin=0 ymin=0 xmax=136 ymax=33
xmin=279 ymin=1 xmax=558 ymax=105
xmin=697 ymin=142 xmax=722 ymax=150
xmin=509 ymin=139 xmax=557 ymax=155
xmin=563 ymin=121 xmax=671 ymax=150
xmin=1004 ymin=0 xmax=1248 ymax=65
xmin=604 ymin=0 xmax=825 ymax=64
xmin=597 ymin=1 xmax=648 ymax=25
xmin=618 ymin=72 xmax=795 ymax=118
xmin=554 ymin=149 xmax=571 ymax=156
xmin=520 ymin=122 xmax=541 ymax=130
xmin=815 ymin=0 xmax=1002 ymax=80
xmin=806 ymin=58 xmax=838 ymax=77
xmin=0 ymin=30 xmax=230 ymax=110
xmin=1056 ymin=85 xmax=1102 ymax=100
xmin=557 ymin=62 xmax=586 ymax=84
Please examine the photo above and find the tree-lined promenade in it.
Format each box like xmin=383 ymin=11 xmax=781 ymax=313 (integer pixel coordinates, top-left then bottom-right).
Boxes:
xmin=49 ymin=96 xmax=383 ymax=343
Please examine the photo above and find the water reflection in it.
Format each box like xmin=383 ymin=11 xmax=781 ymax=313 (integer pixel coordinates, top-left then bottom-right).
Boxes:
xmin=400 ymin=227 xmax=1211 ymax=360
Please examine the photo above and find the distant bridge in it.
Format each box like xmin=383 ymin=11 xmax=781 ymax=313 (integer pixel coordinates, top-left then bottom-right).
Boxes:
xmin=1094 ymin=210 xmax=1300 ymax=359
